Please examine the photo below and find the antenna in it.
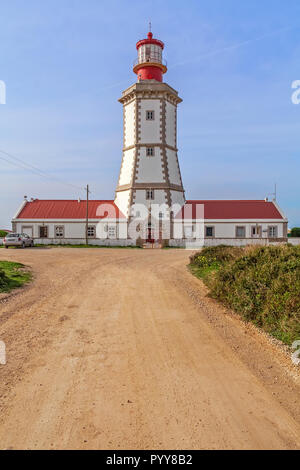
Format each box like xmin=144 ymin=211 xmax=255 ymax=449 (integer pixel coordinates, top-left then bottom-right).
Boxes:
xmin=267 ymin=183 xmax=277 ymax=201
xmin=149 ymin=21 xmax=152 ymax=32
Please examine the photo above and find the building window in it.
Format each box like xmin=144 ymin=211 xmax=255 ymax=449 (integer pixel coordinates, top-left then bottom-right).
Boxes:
xmin=39 ymin=226 xmax=48 ymax=238
xmin=108 ymin=226 xmax=116 ymax=238
xmin=205 ymin=226 xmax=214 ymax=238
xmin=236 ymin=226 xmax=246 ymax=238
xmin=146 ymin=147 xmax=155 ymax=157
xmin=55 ymin=226 xmax=64 ymax=238
xmin=251 ymin=225 xmax=262 ymax=237
xmin=146 ymin=189 xmax=154 ymax=200
xmin=268 ymin=226 xmax=278 ymax=238
xmin=146 ymin=110 xmax=155 ymax=120
xmin=87 ymin=226 xmax=96 ymax=238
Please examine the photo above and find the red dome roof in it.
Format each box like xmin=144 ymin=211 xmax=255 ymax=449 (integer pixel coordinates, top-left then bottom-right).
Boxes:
xmin=136 ymin=32 xmax=164 ymax=50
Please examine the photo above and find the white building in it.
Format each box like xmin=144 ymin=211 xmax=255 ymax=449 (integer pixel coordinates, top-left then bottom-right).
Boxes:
xmin=12 ymin=30 xmax=288 ymax=246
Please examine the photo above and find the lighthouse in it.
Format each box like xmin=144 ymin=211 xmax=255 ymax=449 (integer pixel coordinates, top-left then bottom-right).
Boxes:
xmin=115 ymin=30 xmax=185 ymax=234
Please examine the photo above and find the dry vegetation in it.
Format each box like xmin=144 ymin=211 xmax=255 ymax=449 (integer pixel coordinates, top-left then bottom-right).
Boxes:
xmin=190 ymin=244 xmax=300 ymax=345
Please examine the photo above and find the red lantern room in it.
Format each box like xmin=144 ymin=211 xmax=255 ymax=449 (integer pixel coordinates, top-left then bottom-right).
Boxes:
xmin=133 ymin=31 xmax=167 ymax=82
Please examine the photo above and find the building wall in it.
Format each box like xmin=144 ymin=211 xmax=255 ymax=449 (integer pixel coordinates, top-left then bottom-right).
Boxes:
xmin=170 ymin=190 xmax=185 ymax=209
xmin=166 ymin=148 xmax=182 ymax=186
xmin=172 ymin=220 xmax=286 ymax=243
xmin=136 ymin=146 xmax=165 ymax=183
xmin=124 ymin=100 xmax=136 ymax=147
xmin=14 ymin=220 xmax=128 ymax=241
xmin=12 ymin=218 xmax=288 ymax=246
xmin=165 ymin=101 xmax=176 ymax=147
xmin=139 ymin=99 xmax=161 ymax=143
xmin=114 ymin=190 xmax=131 ymax=218
xmin=119 ymin=148 xmax=135 ymax=186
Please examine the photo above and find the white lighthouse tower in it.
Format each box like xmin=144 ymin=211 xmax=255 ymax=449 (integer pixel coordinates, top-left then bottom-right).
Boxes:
xmin=115 ymin=30 xmax=185 ymax=240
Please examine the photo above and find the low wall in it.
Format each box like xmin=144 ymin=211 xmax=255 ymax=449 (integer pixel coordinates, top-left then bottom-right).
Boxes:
xmin=33 ymin=238 xmax=136 ymax=247
xmin=287 ymin=237 xmax=300 ymax=246
xmin=169 ymin=238 xmax=288 ymax=249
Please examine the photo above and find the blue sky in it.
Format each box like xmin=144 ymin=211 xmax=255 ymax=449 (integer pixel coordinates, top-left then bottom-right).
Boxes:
xmin=0 ymin=0 xmax=300 ymax=227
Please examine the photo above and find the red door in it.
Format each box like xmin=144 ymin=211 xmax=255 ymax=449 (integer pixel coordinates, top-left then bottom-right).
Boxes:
xmin=147 ymin=227 xmax=154 ymax=243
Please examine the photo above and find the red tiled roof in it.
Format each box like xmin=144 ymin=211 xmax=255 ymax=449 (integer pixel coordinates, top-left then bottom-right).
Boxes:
xmin=176 ymin=200 xmax=284 ymax=220
xmin=16 ymin=200 xmax=125 ymax=219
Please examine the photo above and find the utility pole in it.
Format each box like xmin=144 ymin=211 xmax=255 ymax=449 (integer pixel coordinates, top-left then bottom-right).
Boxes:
xmin=85 ymin=184 xmax=90 ymax=245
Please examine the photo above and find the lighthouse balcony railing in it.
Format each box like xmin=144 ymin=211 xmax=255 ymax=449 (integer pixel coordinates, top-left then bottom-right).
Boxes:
xmin=133 ymin=57 xmax=167 ymax=67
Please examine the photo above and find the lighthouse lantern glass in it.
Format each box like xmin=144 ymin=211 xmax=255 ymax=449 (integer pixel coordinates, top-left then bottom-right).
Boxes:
xmin=138 ymin=44 xmax=162 ymax=64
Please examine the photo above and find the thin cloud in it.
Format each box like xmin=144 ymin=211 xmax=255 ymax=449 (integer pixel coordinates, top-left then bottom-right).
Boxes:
xmin=169 ymin=26 xmax=298 ymax=69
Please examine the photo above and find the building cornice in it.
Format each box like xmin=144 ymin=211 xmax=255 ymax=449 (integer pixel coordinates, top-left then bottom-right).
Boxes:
xmin=123 ymin=143 xmax=178 ymax=152
xmin=116 ymin=182 xmax=185 ymax=193
xmin=119 ymin=81 xmax=182 ymax=105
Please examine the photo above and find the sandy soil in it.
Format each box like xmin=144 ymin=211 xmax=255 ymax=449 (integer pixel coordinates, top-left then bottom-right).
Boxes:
xmin=0 ymin=247 xmax=299 ymax=450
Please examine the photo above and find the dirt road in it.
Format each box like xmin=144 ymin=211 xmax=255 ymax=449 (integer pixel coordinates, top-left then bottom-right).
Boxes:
xmin=0 ymin=247 xmax=299 ymax=450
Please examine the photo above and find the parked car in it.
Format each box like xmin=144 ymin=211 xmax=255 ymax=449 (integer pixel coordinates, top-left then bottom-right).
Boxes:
xmin=3 ymin=233 xmax=34 ymax=249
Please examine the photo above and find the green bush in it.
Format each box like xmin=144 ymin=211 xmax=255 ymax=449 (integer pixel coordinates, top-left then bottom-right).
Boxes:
xmin=190 ymin=245 xmax=300 ymax=345
xmin=0 ymin=268 xmax=10 ymax=289
xmin=0 ymin=230 xmax=8 ymax=238
xmin=290 ymin=227 xmax=300 ymax=238
xmin=190 ymin=245 xmax=244 ymax=267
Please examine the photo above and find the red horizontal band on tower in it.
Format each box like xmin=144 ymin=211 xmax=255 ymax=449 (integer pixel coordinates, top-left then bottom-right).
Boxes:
xmin=134 ymin=65 xmax=163 ymax=81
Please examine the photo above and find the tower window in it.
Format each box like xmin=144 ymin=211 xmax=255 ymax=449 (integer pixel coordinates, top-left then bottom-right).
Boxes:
xmin=146 ymin=110 xmax=155 ymax=120
xmin=146 ymin=189 xmax=154 ymax=200
xmin=146 ymin=147 xmax=155 ymax=157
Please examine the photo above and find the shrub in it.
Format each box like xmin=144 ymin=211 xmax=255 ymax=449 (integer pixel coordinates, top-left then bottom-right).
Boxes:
xmin=208 ymin=245 xmax=300 ymax=344
xmin=0 ymin=268 xmax=10 ymax=289
xmin=0 ymin=230 xmax=8 ymax=238
xmin=290 ymin=227 xmax=300 ymax=238
xmin=189 ymin=245 xmax=244 ymax=267
xmin=190 ymin=245 xmax=300 ymax=345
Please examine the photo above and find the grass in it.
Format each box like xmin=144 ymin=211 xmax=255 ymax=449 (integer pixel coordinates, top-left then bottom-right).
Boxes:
xmin=189 ymin=245 xmax=300 ymax=346
xmin=0 ymin=261 xmax=32 ymax=293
